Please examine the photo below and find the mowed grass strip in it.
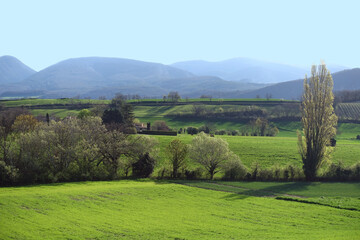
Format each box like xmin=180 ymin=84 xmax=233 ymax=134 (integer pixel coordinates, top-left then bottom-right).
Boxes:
xmin=1 ymin=180 xmax=359 ymax=239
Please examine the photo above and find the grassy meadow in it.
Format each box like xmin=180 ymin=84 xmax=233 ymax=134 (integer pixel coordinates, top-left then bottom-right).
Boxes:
xmin=1 ymin=180 xmax=359 ymax=239
xmin=151 ymin=134 xmax=360 ymax=173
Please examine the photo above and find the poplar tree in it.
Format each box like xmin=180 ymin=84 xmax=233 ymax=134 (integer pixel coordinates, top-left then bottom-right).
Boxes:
xmin=298 ymin=63 xmax=338 ymax=181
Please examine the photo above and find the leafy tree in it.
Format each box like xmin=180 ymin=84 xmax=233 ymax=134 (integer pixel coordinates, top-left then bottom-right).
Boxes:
xmin=97 ymin=130 xmax=129 ymax=178
xmin=132 ymin=153 xmax=155 ymax=178
xmin=166 ymin=139 xmax=188 ymax=178
xmin=12 ymin=114 xmax=38 ymax=133
xmin=102 ymin=109 xmax=124 ymax=125
xmin=189 ymin=132 xmax=231 ymax=179
xmin=297 ymin=63 xmax=338 ymax=181
xmin=103 ymin=95 xmax=135 ymax=131
xmin=0 ymin=108 xmax=29 ymax=165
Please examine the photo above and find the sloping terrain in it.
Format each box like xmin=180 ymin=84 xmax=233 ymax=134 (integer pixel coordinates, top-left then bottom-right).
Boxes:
xmin=0 ymin=180 xmax=359 ymax=239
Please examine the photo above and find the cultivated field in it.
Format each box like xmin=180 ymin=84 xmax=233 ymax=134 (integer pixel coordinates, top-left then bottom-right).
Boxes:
xmin=1 ymin=180 xmax=359 ymax=239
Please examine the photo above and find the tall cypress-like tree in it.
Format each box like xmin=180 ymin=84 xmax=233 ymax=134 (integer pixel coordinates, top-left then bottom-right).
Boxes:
xmin=298 ymin=63 xmax=338 ymax=181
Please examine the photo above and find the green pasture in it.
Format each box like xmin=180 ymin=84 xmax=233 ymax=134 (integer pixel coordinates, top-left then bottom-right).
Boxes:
xmin=0 ymin=98 xmax=109 ymax=107
xmin=1 ymin=180 xmax=359 ymax=239
xmin=151 ymin=135 xmax=360 ymax=171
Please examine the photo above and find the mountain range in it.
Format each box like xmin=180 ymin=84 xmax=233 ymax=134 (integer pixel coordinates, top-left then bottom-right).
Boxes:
xmin=0 ymin=55 xmax=358 ymax=100
xmin=172 ymin=58 xmax=348 ymax=84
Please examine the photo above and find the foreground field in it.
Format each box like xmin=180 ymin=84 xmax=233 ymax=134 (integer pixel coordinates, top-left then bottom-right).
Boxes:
xmin=1 ymin=180 xmax=359 ymax=239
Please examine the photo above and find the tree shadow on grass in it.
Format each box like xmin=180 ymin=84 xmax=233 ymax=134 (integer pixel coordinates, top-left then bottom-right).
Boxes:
xmin=219 ymin=182 xmax=313 ymax=201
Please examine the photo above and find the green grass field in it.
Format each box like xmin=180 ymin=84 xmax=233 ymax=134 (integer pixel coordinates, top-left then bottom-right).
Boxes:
xmin=151 ymin=135 xmax=360 ymax=173
xmin=1 ymin=180 xmax=359 ymax=239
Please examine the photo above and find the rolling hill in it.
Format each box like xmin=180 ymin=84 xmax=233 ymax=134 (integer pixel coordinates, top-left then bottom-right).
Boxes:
xmin=237 ymin=68 xmax=360 ymax=100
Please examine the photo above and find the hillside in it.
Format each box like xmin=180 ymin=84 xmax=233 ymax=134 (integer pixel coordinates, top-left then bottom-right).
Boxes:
xmin=1 ymin=181 xmax=359 ymax=239
xmin=238 ymin=68 xmax=360 ymax=100
xmin=0 ymin=55 xmax=36 ymax=84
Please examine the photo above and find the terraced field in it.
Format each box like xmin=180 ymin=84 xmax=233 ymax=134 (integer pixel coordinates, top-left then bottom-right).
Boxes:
xmin=336 ymin=102 xmax=360 ymax=120
xmin=1 ymin=180 xmax=359 ymax=239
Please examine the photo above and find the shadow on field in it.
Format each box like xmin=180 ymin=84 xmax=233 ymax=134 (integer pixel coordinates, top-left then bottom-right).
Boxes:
xmin=220 ymin=182 xmax=313 ymax=201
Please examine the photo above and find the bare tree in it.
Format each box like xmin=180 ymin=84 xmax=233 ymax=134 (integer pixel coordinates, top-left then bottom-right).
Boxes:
xmin=297 ymin=63 xmax=338 ymax=181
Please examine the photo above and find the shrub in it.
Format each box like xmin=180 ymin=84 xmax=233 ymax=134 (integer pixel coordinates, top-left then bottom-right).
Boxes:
xmin=222 ymin=154 xmax=248 ymax=180
xmin=151 ymin=120 xmax=170 ymax=131
xmin=356 ymin=135 xmax=360 ymax=140
xmin=215 ymin=129 xmax=227 ymax=135
xmin=321 ymin=161 xmax=360 ymax=181
xmin=178 ymin=128 xmax=183 ymax=134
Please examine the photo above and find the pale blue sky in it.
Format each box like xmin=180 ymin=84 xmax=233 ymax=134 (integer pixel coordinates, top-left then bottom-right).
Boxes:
xmin=1 ymin=0 xmax=359 ymax=71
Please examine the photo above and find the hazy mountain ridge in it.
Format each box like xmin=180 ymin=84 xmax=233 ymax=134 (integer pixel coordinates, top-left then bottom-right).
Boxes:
xmin=237 ymin=68 xmax=360 ymax=100
xmin=172 ymin=58 xmax=348 ymax=84
xmin=0 ymin=55 xmax=36 ymax=84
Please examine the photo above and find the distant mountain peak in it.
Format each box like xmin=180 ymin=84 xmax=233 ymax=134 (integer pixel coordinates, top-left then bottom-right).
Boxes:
xmin=0 ymin=55 xmax=36 ymax=84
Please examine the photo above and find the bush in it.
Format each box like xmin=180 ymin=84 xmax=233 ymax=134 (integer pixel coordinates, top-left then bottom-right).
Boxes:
xmin=357 ymin=135 xmax=360 ymax=140
xmin=184 ymin=167 xmax=204 ymax=180
xmin=215 ymin=129 xmax=227 ymax=135
xmin=321 ymin=161 xmax=360 ymax=181
xmin=231 ymin=130 xmax=240 ymax=136
xmin=151 ymin=120 xmax=170 ymax=131
xmin=249 ymin=163 xmax=304 ymax=181
xmin=198 ymin=125 xmax=209 ymax=133
xmin=132 ymin=153 xmax=155 ymax=178
xmin=222 ymin=155 xmax=248 ymax=180
xmin=186 ymin=126 xmax=199 ymax=135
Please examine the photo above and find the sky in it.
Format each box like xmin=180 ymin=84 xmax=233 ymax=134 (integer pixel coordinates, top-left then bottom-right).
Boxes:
xmin=1 ymin=0 xmax=359 ymax=71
